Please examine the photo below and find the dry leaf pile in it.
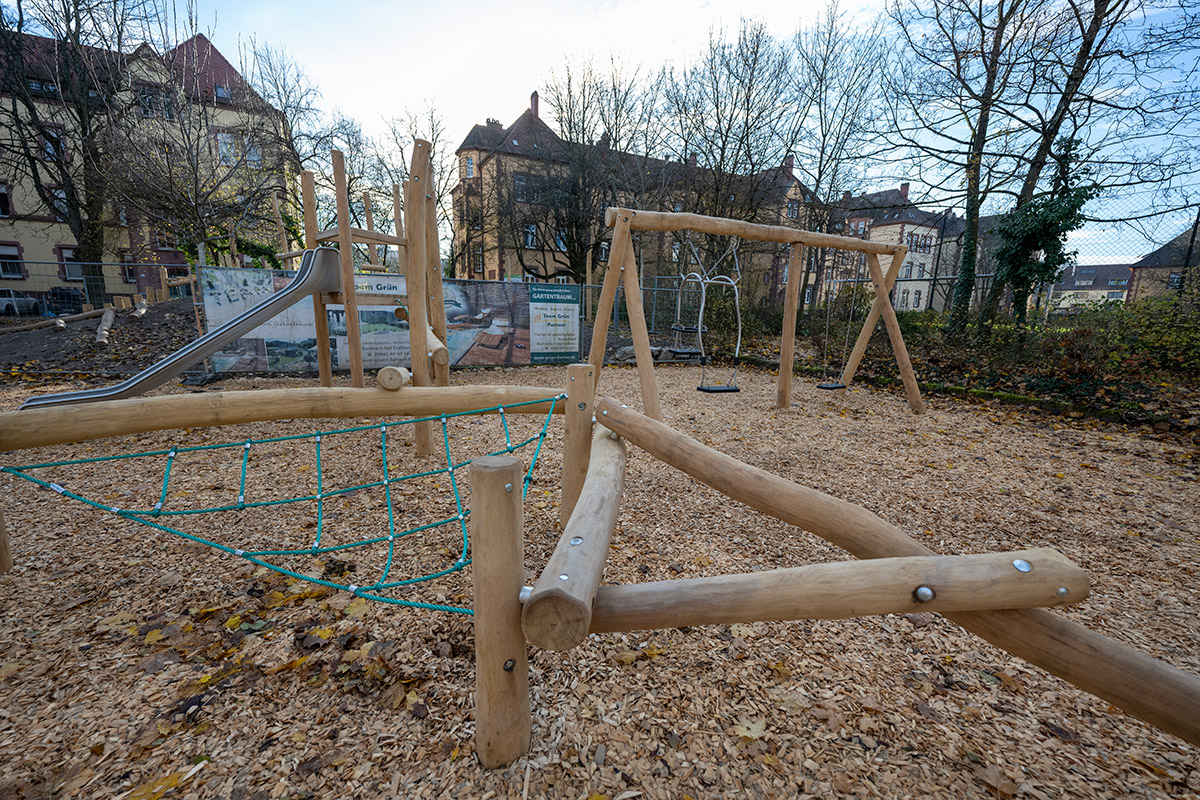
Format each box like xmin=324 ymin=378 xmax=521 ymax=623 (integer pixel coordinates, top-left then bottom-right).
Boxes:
xmin=0 ymin=365 xmax=1197 ymax=799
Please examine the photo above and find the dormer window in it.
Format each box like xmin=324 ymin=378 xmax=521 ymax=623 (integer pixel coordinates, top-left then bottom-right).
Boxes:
xmin=512 ymin=139 xmax=519 ymax=146
xmin=215 ymin=84 xmax=231 ymax=101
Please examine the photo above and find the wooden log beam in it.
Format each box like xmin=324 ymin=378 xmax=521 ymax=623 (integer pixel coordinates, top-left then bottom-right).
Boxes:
xmin=864 ymin=252 xmax=925 ymax=414
xmin=404 ymin=141 xmax=435 ymax=455
xmin=303 ymin=172 xmax=334 ymax=388
xmin=94 ymin=309 xmax=115 ymax=344
xmin=604 ymin=207 xmax=901 ymax=255
xmin=837 ymin=247 xmax=905 ymax=396
xmin=560 ymin=363 xmax=596 ymax=528
xmin=0 ymin=308 xmax=105 ymax=334
xmin=332 ymin=150 xmax=365 ymax=388
xmin=619 ymin=228 xmax=662 ymax=420
xmin=376 ymin=366 xmax=411 ymax=391
xmin=166 ymin=276 xmax=197 ymax=288
xmin=425 ymin=179 xmax=451 ymax=387
xmin=593 ymin=399 xmax=1200 ymax=746
xmin=523 ymin=428 xmax=626 ymax=651
xmin=0 ymin=386 xmax=566 ymax=453
xmin=590 ymin=549 xmax=1087 ymax=632
xmin=471 ymin=456 xmax=531 ymax=768
xmin=587 ymin=213 xmax=633 ymax=392
xmin=775 ymin=244 xmax=805 ymax=409
xmin=0 ymin=507 xmax=12 ymax=574
xmin=314 ymin=226 xmax=407 ymax=248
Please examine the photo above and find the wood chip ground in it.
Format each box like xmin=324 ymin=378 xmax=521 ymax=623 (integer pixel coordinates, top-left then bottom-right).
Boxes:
xmin=0 ymin=365 xmax=1197 ymax=799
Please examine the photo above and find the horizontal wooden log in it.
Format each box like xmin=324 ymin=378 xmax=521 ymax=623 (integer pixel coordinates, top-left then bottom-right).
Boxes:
xmin=0 ymin=308 xmax=106 ymax=334
xmin=166 ymin=276 xmax=197 ymax=288
xmin=376 ymin=366 xmax=411 ymax=391
xmin=94 ymin=309 xmax=115 ymax=344
xmin=321 ymin=292 xmax=407 ymax=307
xmin=0 ymin=386 xmax=566 ymax=452
xmin=593 ymin=398 xmax=1200 ymax=746
xmin=425 ymin=323 xmax=449 ymax=367
xmin=604 ymin=207 xmax=900 ymax=255
xmin=276 ymin=248 xmax=306 ymax=261
xmin=590 ymin=549 xmax=1087 ymax=632
xmin=314 ymin=226 xmax=407 ymax=248
xmin=523 ymin=428 xmax=627 ymax=650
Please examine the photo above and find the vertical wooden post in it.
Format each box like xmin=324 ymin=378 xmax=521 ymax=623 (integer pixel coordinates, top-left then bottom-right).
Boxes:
xmin=425 ymin=180 xmax=451 ymax=386
xmin=585 ymin=247 xmax=594 ymax=323
xmin=272 ymin=193 xmax=290 ymax=263
xmin=158 ymin=266 xmax=169 ymax=300
xmin=775 ymin=244 xmax=805 ymax=410
xmin=587 ymin=210 xmax=633 ymax=392
xmin=228 ymin=223 xmax=238 ymax=266
xmin=0 ymin=507 xmax=12 ymax=574
xmin=304 ymin=170 xmax=334 ymax=388
xmin=332 ymin=150 xmax=365 ymax=388
xmin=471 ymin=456 xmax=530 ymax=768
xmin=837 ymin=246 xmax=906 ymax=396
xmin=864 ymin=252 xmax=925 ymax=414
xmin=560 ymin=363 xmax=595 ymax=528
xmin=391 ymin=181 xmax=408 ymax=282
xmin=362 ymin=191 xmax=379 ymax=267
xmin=404 ymin=143 xmax=435 ymax=455
xmin=619 ymin=238 xmax=662 ymax=420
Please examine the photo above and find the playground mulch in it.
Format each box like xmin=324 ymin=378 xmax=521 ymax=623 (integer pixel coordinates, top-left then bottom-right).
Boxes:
xmin=0 ymin=365 xmax=1197 ymax=799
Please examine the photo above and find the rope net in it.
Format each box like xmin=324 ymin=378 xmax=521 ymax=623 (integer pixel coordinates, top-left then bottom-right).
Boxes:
xmin=2 ymin=395 xmax=564 ymax=615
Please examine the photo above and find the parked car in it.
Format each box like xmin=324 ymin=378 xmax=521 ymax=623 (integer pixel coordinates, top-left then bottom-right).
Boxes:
xmin=0 ymin=288 xmax=41 ymax=316
xmin=46 ymin=286 xmax=86 ymax=316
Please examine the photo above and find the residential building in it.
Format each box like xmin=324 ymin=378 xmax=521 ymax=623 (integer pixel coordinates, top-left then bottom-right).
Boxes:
xmin=0 ymin=31 xmax=283 ymax=307
xmin=1049 ymin=263 xmax=1132 ymax=309
xmin=1128 ymin=224 xmax=1199 ymax=300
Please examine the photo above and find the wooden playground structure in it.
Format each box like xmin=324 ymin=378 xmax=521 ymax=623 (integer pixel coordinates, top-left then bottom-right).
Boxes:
xmin=0 ymin=189 xmax=1197 ymax=777
xmin=589 ymin=207 xmax=927 ymax=419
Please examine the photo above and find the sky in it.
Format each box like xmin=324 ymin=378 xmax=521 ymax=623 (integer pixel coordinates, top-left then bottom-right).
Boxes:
xmin=191 ymin=0 xmax=1195 ymax=265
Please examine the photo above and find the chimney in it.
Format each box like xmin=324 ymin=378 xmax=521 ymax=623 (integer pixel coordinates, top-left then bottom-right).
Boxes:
xmin=486 ymin=117 xmax=502 ymax=130
xmin=842 ymin=190 xmax=852 ymax=203
xmin=900 ymin=182 xmax=910 ymax=199
xmin=530 ymin=91 xmax=539 ymax=118
xmin=597 ymin=131 xmax=610 ymax=149
xmin=687 ymin=152 xmax=697 ymax=167
xmin=783 ymin=154 xmax=794 ymax=171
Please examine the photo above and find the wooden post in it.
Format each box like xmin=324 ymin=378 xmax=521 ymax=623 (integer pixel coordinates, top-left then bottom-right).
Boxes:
xmin=404 ymin=144 xmax=435 ymax=456
xmin=228 ymin=222 xmax=238 ymax=266
xmin=362 ymin=191 xmax=379 ymax=267
xmin=0 ymin=507 xmax=12 ymax=574
xmin=332 ymin=151 xmax=365 ymax=388
xmin=158 ymin=266 xmax=170 ymax=300
xmin=585 ymin=247 xmax=594 ymax=323
xmin=619 ymin=234 xmax=662 ymax=420
xmin=470 ymin=456 xmax=530 ymax=768
xmin=425 ymin=179 xmax=450 ymax=386
xmin=303 ymin=171 xmax=334 ymax=387
xmin=523 ymin=429 xmax=626 ymax=651
xmin=587 ymin=210 xmax=634 ymax=392
xmin=775 ymin=244 xmax=806 ymax=409
xmin=273 ymin=194 xmax=291 ymax=264
xmin=864 ymin=252 xmax=925 ymax=414
xmin=560 ymin=363 xmax=595 ymax=527
xmin=837 ymin=246 xmax=906 ymax=396
xmin=376 ymin=366 xmax=411 ymax=391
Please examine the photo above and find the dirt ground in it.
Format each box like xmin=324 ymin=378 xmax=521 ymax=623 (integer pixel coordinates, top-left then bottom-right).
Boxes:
xmin=0 ymin=365 xmax=1197 ymax=799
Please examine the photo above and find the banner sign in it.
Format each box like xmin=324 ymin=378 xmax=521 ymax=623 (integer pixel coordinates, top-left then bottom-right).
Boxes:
xmin=199 ymin=267 xmax=580 ymax=373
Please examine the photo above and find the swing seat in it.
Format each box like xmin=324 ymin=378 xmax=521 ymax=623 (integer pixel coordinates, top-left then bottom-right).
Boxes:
xmin=671 ymin=325 xmax=707 ymax=334
xmin=698 ymin=384 xmax=740 ymax=393
xmin=669 ymin=348 xmax=702 ymax=358
xmin=816 ymin=382 xmax=846 ymax=391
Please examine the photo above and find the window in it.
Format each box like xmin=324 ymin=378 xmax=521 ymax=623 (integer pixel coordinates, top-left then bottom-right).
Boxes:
xmin=900 ymin=289 xmax=910 ymax=309
xmin=0 ymin=245 xmax=22 ymax=279
xmin=553 ymin=275 xmax=571 ymax=284
xmin=1168 ymin=272 xmax=1184 ymax=289
xmin=917 ymin=264 xmax=925 ymax=279
xmin=598 ymin=241 xmax=610 ymax=262
xmin=914 ymin=289 xmax=922 ymax=308
xmin=787 ymin=199 xmax=798 ymax=219
xmin=0 ymin=184 xmax=10 ymax=217
xmin=156 ymin=229 xmax=178 ymax=250
xmin=523 ymin=224 xmax=536 ymax=249
xmin=59 ymin=247 xmax=83 ymax=281
xmin=49 ymin=187 xmax=68 ymax=221
xmin=466 ymin=157 xmax=474 ymax=178
xmin=514 ymin=175 xmax=527 ymax=202
xmin=1109 ymin=278 xmax=1127 ymax=286
xmin=473 ymin=246 xmax=483 ymax=273
xmin=1107 ymin=291 xmax=1124 ymax=300
xmin=40 ymin=127 xmax=64 ymax=161
xmin=671 ymin=241 xmax=681 ymax=262
xmin=511 ymin=139 xmax=519 ymax=146
xmin=1074 ymin=279 xmax=1093 ymax=287
xmin=857 ymin=220 xmax=865 ymax=234
xmin=804 ymin=286 xmax=813 ymax=304
xmin=904 ymin=263 xmax=912 ymax=279
xmin=1078 ymin=267 xmax=1096 ymax=274
xmin=214 ymin=84 xmax=231 ymax=102
xmin=245 ymin=140 xmax=262 ymax=169
xmin=555 ymin=230 xmax=566 ymax=252
xmin=217 ymin=132 xmax=237 ymax=166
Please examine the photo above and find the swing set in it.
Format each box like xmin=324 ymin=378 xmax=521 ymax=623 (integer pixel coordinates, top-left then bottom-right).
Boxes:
xmin=588 ymin=207 xmax=926 ymax=419
xmin=673 ymin=237 xmax=743 ymax=392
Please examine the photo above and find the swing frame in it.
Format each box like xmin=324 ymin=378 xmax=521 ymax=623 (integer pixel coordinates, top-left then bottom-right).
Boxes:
xmin=587 ymin=207 xmax=925 ymax=416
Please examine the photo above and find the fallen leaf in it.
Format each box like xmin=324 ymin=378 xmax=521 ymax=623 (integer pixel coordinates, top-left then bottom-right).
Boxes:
xmin=732 ymin=718 xmax=766 ymax=740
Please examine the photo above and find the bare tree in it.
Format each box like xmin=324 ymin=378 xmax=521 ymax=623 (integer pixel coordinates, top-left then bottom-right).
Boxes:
xmin=0 ymin=0 xmax=156 ymax=302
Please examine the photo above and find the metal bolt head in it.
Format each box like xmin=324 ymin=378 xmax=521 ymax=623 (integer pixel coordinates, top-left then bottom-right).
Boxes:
xmin=602 ymin=409 xmax=608 ymax=416
xmin=519 ymin=585 xmax=533 ymax=603
xmin=578 ymin=402 xmax=586 ymax=409
xmin=558 ymin=573 xmax=569 ymax=582
xmin=503 ymin=659 xmax=515 ymax=672
xmin=915 ymin=586 xmax=935 ymax=602
xmin=1056 ymin=586 xmax=1069 ymax=597
xmin=1012 ymin=559 xmax=1032 ymax=573
xmin=504 ymin=483 xmax=513 ymax=493
xmin=569 ymin=536 xmax=583 ymax=546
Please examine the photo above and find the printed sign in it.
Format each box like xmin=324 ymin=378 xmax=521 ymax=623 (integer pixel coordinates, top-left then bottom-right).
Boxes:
xmin=200 ymin=267 xmax=580 ymax=373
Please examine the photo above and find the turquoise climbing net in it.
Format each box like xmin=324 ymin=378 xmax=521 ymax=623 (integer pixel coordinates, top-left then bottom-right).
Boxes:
xmin=2 ymin=394 xmax=565 ymax=615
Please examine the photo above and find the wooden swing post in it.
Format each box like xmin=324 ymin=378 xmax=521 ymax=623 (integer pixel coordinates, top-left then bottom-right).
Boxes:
xmin=425 ymin=182 xmax=451 ymax=386
xmin=775 ymin=244 xmax=806 ymax=409
xmin=302 ymin=170 xmax=334 ymax=387
xmin=836 ymin=246 xmax=906 ymax=400
xmin=619 ymin=230 xmax=662 ymax=420
xmin=864 ymin=252 xmax=925 ymax=413
xmin=587 ymin=211 xmax=632 ymax=391
xmin=470 ymin=456 xmax=531 ymax=768
xmin=403 ymin=142 xmax=436 ymax=456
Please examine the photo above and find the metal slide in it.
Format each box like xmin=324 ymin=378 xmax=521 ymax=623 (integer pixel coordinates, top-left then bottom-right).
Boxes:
xmin=20 ymin=248 xmax=342 ymax=410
